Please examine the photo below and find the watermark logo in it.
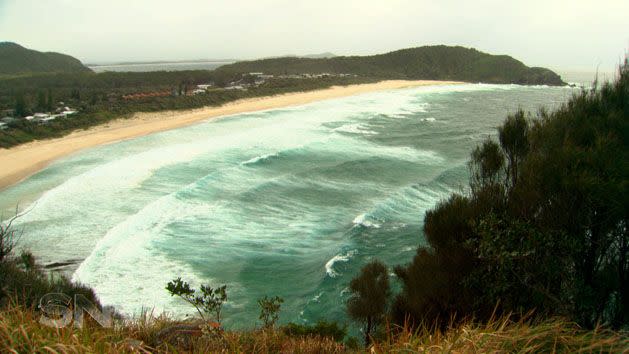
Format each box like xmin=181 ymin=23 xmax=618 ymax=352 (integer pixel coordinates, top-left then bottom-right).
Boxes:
xmin=38 ymin=293 xmax=114 ymax=328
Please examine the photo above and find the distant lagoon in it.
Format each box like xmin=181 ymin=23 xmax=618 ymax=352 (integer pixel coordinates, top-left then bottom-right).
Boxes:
xmin=88 ymin=60 xmax=235 ymax=73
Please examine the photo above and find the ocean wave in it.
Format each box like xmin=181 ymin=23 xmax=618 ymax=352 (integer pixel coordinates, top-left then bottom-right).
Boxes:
xmin=309 ymin=292 xmax=323 ymax=303
xmin=71 ymin=191 xmax=215 ymax=316
xmin=349 ymin=181 xmax=454 ymax=231
xmin=241 ymin=152 xmax=280 ymax=166
xmin=352 ymin=213 xmax=381 ymax=228
xmin=332 ymin=123 xmax=377 ymax=135
xmin=325 ymin=250 xmax=357 ymax=278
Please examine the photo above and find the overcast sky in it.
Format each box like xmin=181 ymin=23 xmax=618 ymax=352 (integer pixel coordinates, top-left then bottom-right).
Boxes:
xmin=1 ymin=0 xmax=627 ymax=71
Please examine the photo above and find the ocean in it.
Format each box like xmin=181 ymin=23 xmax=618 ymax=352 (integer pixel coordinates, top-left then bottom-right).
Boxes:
xmin=0 ymin=83 xmax=581 ymax=329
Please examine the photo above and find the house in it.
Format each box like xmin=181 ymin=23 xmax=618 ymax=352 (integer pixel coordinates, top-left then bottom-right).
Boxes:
xmin=39 ymin=116 xmax=58 ymax=124
xmin=196 ymin=84 xmax=213 ymax=90
xmin=1 ymin=117 xmax=17 ymax=124
xmin=0 ymin=122 xmax=7 ymax=130
xmin=61 ymin=109 xmax=77 ymax=116
xmin=33 ymin=113 xmax=49 ymax=119
xmin=191 ymin=89 xmax=206 ymax=95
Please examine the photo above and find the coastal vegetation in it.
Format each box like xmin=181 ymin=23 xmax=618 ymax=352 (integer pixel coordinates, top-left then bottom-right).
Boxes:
xmin=215 ymin=45 xmax=566 ymax=85
xmin=0 ymin=69 xmax=375 ymax=148
xmin=0 ymin=42 xmax=92 ymax=77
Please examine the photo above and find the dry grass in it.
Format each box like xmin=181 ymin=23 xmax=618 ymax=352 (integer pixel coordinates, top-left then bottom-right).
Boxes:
xmin=373 ymin=315 xmax=628 ymax=353
xmin=0 ymin=303 xmax=626 ymax=353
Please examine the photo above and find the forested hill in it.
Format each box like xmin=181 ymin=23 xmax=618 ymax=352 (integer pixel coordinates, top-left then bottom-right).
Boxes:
xmin=216 ymin=45 xmax=565 ymax=85
xmin=0 ymin=42 xmax=92 ymax=76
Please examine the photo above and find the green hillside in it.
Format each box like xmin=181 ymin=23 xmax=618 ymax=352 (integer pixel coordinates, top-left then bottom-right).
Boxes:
xmin=217 ymin=45 xmax=565 ymax=85
xmin=0 ymin=42 xmax=92 ymax=76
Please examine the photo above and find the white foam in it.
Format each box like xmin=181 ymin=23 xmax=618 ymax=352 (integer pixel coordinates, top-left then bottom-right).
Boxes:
xmin=72 ymin=193 xmax=213 ymax=316
xmin=352 ymin=213 xmax=381 ymax=228
xmin=325 ymin=250 xmax=357 ymax=277
xmin=332 ymin=123 xmax=377 ymax=135
xmin=241 ymin=152 xmax=279 ymax=165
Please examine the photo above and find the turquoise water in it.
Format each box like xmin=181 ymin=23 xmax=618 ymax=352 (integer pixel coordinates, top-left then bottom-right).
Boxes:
xmin=0 ymin=84 xmax=577 ymax=328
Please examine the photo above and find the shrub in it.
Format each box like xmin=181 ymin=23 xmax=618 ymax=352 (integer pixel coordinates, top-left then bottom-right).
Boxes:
xmin=165 ymin=278 xmax=227 ymax=326
xmin=257 ymin=295 xmax=283 ymax=329
xmin=393 ymin=60 xmax=629 ymax=329
xmin=282 ymin=320 xmax=347 ymax=342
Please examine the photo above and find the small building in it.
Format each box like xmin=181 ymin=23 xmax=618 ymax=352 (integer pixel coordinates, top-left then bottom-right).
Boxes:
xmin=33 ymin=113 xmax=49 ymax=119
xmin=196 ymin=84 xmax=213 ymax=90
xmin=1 ymin=117 xmax=17 ymax=124
xmin=0 ymin=122 xmax=7 ymax=130
xmin=39 ymin=116 xmax=58 ymax=124
xmin=191 ymin=89 xmax=206 ymax=95
xmin=61 ymin=110 xmax=77 ymax=116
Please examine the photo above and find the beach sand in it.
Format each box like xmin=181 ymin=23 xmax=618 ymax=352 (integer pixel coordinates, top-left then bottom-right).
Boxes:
xmin=0 ymin=80 xmax=461 ymax=190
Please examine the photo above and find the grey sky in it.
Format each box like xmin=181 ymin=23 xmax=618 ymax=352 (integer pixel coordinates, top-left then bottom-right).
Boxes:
xmin=1 ymin=0 xmax=627 ymax=71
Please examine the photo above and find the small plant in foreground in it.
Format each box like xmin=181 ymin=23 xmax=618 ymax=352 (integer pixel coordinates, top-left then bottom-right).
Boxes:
xmin=166 ymin=278 xmax=227 ymax=327
xmin=258 ymin=295 xmax=283 ymax=329
xmin=0 ymin=212 xmax=21 ymax=264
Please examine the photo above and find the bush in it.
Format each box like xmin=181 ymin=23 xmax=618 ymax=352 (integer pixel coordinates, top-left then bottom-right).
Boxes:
xmin=0 ymin=258 xmax=100 ymax=310
xmin=393 ymin=60 xmax=629 ymax=329
xmin=257 ymin=295 xmax=283 ymax=329
xmin=282 ymin=320 xmax=347 ymax=342
xmin=346 ymin=260 xmax=390 ymax=345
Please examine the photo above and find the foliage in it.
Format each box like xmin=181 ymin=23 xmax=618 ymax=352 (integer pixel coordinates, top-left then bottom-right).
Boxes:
xmin=165 ymin=278 xmax=227 ymax=325
xmin=0 ymin=71 xmax=374 ymax=148
xmin=0 ymin=257 xmax=100 ymax=312
xmin=0 ymin=214 xmax=21 ymax=264
xmin=282 ymin=320 xmax=347 ymax=342
xmin=0 ymin=42 xmax=91 ymax=76
xmin=216 ymin=45 xmax=565 ymax=85
xmin=393 ymin=61 xmax=629 ymax=329
xmin=257 ymin=295 xmax=283 ymax=329
xmin=346 ymin=260 xmax=390 ymax=345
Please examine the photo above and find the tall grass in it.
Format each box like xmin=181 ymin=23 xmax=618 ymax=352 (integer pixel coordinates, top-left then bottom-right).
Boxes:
xmin=1 ymin=302 xmax=626 ymax=353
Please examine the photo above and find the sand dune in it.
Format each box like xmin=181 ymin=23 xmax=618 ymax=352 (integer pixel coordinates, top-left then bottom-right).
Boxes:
xmin=0 ymin=80 xmax=461 ymax=190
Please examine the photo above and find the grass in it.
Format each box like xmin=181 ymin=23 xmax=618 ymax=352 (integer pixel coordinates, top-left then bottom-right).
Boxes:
xmin=1 ymin=302 xmax=626 ymax=353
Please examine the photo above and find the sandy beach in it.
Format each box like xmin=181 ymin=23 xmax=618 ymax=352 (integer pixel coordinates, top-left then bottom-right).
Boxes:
xmin=0 ymin=80 xmax=461 ymax=190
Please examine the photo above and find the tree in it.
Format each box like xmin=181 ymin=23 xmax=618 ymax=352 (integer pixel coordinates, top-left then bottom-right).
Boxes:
xmin=36 ymin=90 xmax=47 ymax=112
xmin=13 ymin=94 xmax=27 ymax=117
xmin=46 ymin=88 xmax=54 ymax=111
xmin=166 ymin=278 xmax=227 ymax=326
xmin=498 ymin=110 xmax=529 ymax=187
xmin=257 ymin=295 xmax=283 ymax=329
xmin=346 ymin=260 xmax=390 ymax=345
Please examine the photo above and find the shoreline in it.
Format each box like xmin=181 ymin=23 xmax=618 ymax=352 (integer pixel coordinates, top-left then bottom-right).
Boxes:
xmin=0 ymin=80 xmax=461 ymax=190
